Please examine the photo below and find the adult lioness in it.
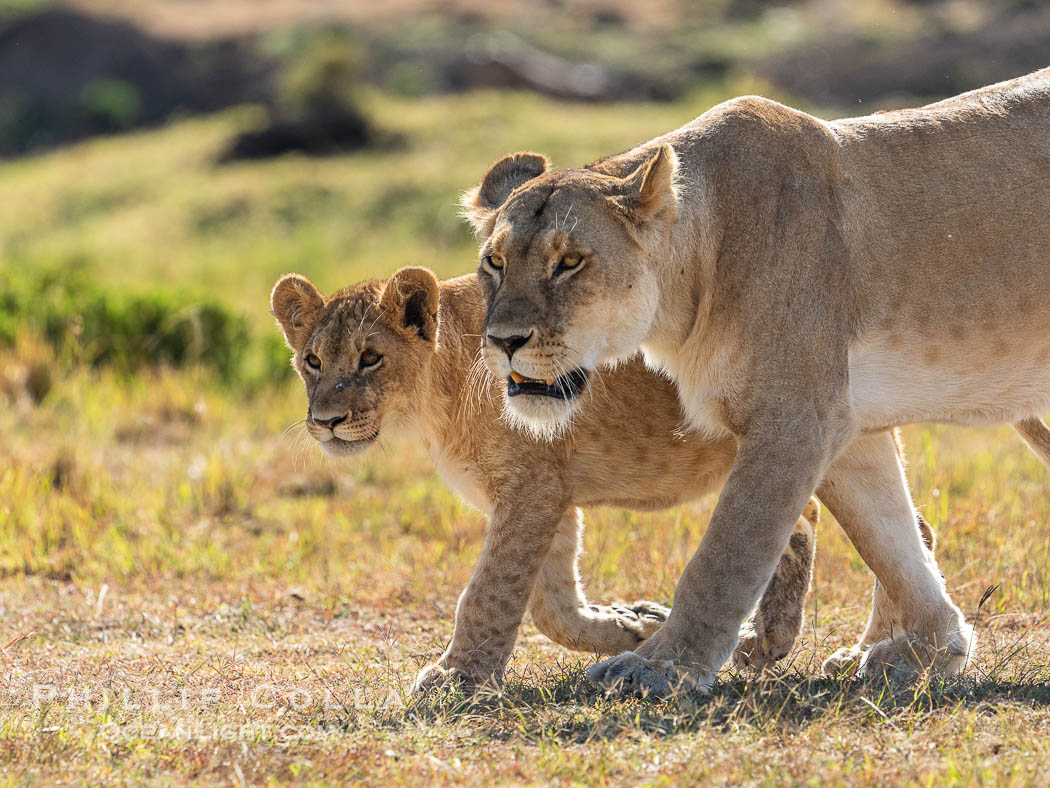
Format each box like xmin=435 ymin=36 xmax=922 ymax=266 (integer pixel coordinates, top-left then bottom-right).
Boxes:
xmin=466 ymin=67 xmax=1050 ymax=694
xmin=271 ymin=268 xmax=823 ymax=691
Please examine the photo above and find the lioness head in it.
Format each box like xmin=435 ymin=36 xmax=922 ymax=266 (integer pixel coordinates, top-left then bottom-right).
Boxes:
xmin=464 ymin=145 xmax=678 ymax=437
xmin=270 ymin=267 xmax=439 ymax=457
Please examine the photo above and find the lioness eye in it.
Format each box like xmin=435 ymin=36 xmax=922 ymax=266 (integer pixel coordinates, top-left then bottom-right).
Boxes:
xmin=360 ymin=349 xmax=381 ymax=369
xmin=305 ymin=353 xmax=321 ymax=370
xmin=555 ymin=254 xmax=583 ymax=275
xmin=483 ymin=254 xmax=504 ymax=271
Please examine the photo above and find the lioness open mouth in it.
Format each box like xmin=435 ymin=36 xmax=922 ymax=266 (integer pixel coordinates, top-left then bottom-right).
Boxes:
xmin=507 ymin=369 xmax=588 ymax=400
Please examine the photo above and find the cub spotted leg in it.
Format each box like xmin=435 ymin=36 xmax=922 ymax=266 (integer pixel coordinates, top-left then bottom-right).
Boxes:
xmin=733 ymin=498 xmax=819 ymax=671
xmin=528 ymin=508 xmax=670 ymax=654
xmin=817 ymin=431 xmax=972 ymax=681
xmin=413 ymin=488 xmax=568 ymax=694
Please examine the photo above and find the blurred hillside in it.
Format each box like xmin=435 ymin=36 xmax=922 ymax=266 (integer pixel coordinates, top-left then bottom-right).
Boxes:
xmin=1 ymin=0 xmax=1048 ymax=155
xmin=0 ymin=0 xmax=1047 ymax=394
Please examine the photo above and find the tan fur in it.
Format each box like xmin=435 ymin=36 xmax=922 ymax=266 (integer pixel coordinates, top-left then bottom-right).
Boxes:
xmin=466 ymin=68 xmax=1050 ymax=694
xmin=271 ymin=270 xmax=820 ymax=690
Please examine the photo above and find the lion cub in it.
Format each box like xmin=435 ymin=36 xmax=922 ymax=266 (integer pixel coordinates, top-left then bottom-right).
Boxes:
xmin=271 ymin=268 xmax=818 ymax=691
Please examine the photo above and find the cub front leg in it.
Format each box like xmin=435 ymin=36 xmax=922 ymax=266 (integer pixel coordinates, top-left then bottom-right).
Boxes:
xmin=733 ymin=497 xmax=819 ymax=671
xmin=413 ymin=489 xmax=568 ymax=695
xmin=528 ymin=508 xmax=669 ymax=655
xmin=588 ymin=411 xmax=833 ymax=696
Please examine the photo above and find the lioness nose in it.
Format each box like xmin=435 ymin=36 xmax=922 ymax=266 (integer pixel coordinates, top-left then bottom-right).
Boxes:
xmin=488 ymin=330 xmax=533 ymax=361
xmin=313 ymin=413 xmax=347 ymax=429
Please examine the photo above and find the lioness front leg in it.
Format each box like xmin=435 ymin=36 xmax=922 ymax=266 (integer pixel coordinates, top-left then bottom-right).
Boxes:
xmin=413 ymin=490 xmax=568 ymax=694
xmin=528 ymin=508 xmax=670 ymax=655
xmin=817 ymin=431 xmax=970 ymax=681
xmin=588 ymin=411 xmax=831 ymax=696
xmin=530 ymin=503 xmax=817 ymax=665
xmin=733 ymin=498 xmax=819 ymax=671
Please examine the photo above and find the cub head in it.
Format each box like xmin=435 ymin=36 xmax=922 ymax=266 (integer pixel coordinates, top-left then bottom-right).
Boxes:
xmin=464 ymin=145 xmax=678 ymax=438
xmin=270 ymin=267 xmax=439 ymax=457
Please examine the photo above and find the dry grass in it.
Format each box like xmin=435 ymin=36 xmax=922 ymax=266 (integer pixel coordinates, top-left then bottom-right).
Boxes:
xmin=4 ymin=89 xmax=1050 ymax=785
xmin=4 ymin=346 xmax=1050 ymax=785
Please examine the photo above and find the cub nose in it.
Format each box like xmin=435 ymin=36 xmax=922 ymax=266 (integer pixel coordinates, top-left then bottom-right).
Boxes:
xmin=312 ymin=413 xmax=348 ymax=429
xmin=488 ymin=330 xmax=534 ymax=361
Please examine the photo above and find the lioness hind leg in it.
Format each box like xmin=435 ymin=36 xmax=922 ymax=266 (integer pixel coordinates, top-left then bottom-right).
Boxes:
xmin=529 ymin=509 xmax=670 ymax=655
xmin=818 ymin=432 xmax=972 ymax=681
xmin=733 ymin=497 xmax=819 ymax=671
xmin=822 ymin=513 xmax=938 ymax=676
xmin=1014 ymin=416 xmax=1050 ymax=467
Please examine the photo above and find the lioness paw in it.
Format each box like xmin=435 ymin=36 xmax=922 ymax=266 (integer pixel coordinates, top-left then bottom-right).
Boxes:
xmin=587 ymin=650 xmax=707 ymax=698
xmin=821 ymin=646 xmax=865 ymax=677
xmin=858 ymin=634 xmax=971 ymax=683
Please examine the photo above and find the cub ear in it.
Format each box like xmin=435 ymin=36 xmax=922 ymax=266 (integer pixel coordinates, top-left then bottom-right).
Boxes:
xmin=380 ymin=267 xmax=440 ymax=344
xmin=271 ymin=274 xmax=325 ymax=351
xmin=609 ymin=143 xmax=679 ymax=224
xmin=461 ymin=151 xmax=549 ymax=236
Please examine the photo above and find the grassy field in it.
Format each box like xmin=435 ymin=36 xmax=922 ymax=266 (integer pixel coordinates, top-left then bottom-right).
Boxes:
xmin=4 ymin=89 xmax=1050 ymax=785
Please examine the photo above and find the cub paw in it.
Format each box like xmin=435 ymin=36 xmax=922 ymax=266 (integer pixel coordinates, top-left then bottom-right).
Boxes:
xmin=411 ymin=663 xmax=463 ymax=696
xmin=604 ymin=600 xmax=670 ymax=641
xmin=732 ymin=622 xmax=792 ymax=672
xmin=411 ymin=662 xmax=496 ymax=696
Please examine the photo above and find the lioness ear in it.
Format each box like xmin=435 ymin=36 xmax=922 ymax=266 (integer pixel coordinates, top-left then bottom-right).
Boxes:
xmin=271 ymin=274 xmax=325 ymax=351
xmin=611 ymin=143 xmax=679 ymax=224
xmin=461 ymin=152 xmax=549 ymax=236
xmin=380 ymin=267 xmax=440 ymax=344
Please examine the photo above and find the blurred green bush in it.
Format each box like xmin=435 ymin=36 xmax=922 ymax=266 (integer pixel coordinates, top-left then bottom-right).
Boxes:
xmin=78 ymin=78 xmax=143 ymax=132
xmin=277 ymin=33 xmax=365 ymax=120
xmin=0 ymin=265 xmax=292 ymax=386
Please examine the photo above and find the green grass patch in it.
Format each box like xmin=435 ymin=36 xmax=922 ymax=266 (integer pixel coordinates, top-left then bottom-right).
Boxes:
xmin=0 ymin=264 xmax=290 ymax=384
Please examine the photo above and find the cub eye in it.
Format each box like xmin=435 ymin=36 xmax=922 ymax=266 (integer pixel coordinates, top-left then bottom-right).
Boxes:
xmin=555 ymin=254 xmax=584 ymax=275
xmin=360 ymin=349 xmax=382 ymax=369
xmin=305 ymin=353 xmax=321 ymax=370
xmin=482 ymin=254 xmax=504 ymax=275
